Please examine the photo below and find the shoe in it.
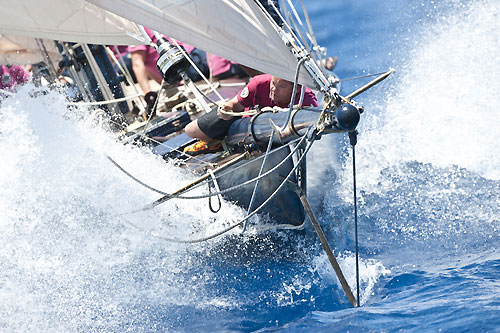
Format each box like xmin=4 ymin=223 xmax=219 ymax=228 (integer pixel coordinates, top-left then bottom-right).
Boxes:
xmin=183 ymin=140 xmax=222 ymax=156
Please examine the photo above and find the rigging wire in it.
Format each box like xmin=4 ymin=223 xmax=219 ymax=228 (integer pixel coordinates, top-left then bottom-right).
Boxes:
xmin=104 ymin=136 xmax=301 ymax=205
xmin=284 ymin=0 xmax=320 ymax=66
xmin=117 ymin=135 xmax=309 ymax=215
xmin=349 ymin=130 xmax=360 ymax=307
xmin=121 ymin=131 xmax=315 ymax=243
xmin=170 ymin=39 xmax=224 ymax=103
xmin=339 ymin=71 xmax=390 ymax=82
xmin=243 ymin=124 xmax=276 ymax=233
xmin=284 ymin=9 xmax=313 ymax=56
xmin=299 ymin=0 xmax=323 ymax=64
xmin=261 ymin=0 xmax=307 ymax=51
xmin=281 ymin=57 xmax=306 ymax=132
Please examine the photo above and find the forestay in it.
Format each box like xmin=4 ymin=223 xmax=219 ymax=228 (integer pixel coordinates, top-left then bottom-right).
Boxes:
xmin=0 ymin=0 xmax=143 ymax=45
xmin=87 ymin=0 xmax=316 ymax=87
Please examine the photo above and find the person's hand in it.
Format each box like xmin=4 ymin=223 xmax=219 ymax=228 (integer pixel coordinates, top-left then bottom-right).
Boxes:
xmin=217 ymin=103 xmax=234 ymax=120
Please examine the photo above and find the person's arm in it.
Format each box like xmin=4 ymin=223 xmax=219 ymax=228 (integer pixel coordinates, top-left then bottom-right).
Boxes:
xmin=130 ymin=50 xmax=152 ymax=94
xmin=217 ymin=95 xmax=245 ymax=120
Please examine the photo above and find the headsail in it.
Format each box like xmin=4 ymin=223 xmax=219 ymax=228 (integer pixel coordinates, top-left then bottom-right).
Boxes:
xmin=0 ymin=0 xmax=143 ymax=45
xmin=86 ymin=0 xmax=316 ymax=87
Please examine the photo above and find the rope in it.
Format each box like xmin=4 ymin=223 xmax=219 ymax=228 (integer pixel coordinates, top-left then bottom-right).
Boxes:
xmin=105 ymin=154 xmax=169 ymax=196
xmin=218 ymin=109 xmax=258 ymax=117
xmin=243 ymin=124 xmax=276 ymax=232
xmin=219 ymin=82 xmax=246 ymax=87
xmin=217 ymin=105 xmax=325 ymax=118
xmin=66 ymin=93 xmax=143 ymax=106
xmin=104 ymin=139 xmax=291 ymax=203
xmin=207 ymin=169 xmax=222 ymax=213
xmin=189 ymin=80 xmax=220 ymax=105
xmin=108 ymin=136 xmax=304 ymax=217
xmin=121 ymin=131 xmax=315 ymax=243
xmin=140 ymin=79 xmax=165 ymax=137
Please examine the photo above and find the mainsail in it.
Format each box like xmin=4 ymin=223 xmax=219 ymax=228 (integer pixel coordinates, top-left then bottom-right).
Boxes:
xmin=0 ymin=0 xmax=317 ymax=87
xmin=86 ymin=0 xmax=316 ymax=87
xmin=0 ymin=0 xmax=143 ymax=45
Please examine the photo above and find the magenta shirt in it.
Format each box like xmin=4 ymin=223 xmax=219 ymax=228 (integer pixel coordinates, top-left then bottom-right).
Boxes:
xmin=128 ymin=28 xmax=195 ymax=80
xmin=206 ymin=53 xmax=234 ymax=77
xmin=236 ymin=74 xmax=318 ymax=109
xmin=108 ymin=45 xmax=128 ymax=59
xmin=0 ymin=65 xmax=30 ymax=91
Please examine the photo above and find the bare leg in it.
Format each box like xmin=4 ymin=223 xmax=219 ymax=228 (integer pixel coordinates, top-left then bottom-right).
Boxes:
xmin=184 ymin=119 xmax=216 ymax=143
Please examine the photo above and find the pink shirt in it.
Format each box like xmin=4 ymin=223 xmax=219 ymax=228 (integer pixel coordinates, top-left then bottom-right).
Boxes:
xmin=236 ymin=74 xmax=318 ymax=109
xmin=128 ymin=28 xmax=195 ymax=80
xmin=0 ymin=65 xmax=30 ymax=91
xmin=108 ymin=45 xmax=128 ymax=59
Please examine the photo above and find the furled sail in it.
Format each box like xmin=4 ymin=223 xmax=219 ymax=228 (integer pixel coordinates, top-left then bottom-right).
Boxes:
xmin=0 ymin=0 xmax=143 ymax=45
xmin=87 ymin=0 xmax=316 ymax=87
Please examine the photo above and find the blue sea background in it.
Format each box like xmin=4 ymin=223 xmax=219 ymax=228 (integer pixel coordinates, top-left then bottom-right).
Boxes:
xmin=0 ymin=0 xmax=499 ymax=331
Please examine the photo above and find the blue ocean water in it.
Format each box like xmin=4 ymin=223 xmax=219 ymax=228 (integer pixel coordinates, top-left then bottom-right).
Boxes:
xmin=0 ymin=0 xmax=499 ymax=332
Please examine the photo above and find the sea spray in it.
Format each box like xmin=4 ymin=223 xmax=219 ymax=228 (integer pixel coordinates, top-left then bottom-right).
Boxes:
xmin=0 ymin=85 xmax=255 ymax=331
xmin=0 ymin=85 xmax=359 ymax=331
xmin=345 ymin=0 xmax=500 ymax=196
xmin=322 ymin=0 xmax=500 ymax=267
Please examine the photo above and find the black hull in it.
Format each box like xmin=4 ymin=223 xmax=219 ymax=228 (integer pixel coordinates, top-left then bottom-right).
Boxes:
xmin=215 ymin=146 xmax=305 ymax=226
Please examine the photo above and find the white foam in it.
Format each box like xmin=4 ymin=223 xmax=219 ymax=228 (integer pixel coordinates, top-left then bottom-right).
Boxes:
xmin=0 ymin=85 xmax=250 ymax=330
xmin=311 ymin=251 xmax=390 ymax=305
xmin=337 ymin=0 xmax=500 ymax=200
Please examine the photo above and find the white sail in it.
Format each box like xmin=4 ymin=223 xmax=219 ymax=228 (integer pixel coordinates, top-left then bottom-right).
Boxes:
xmin=0 ymin=36 xmax=62 ymax=65
xmin=0 ymin=0 xmax=143 ymax=45
xmin=87 ymin=0 xmax=316 ymax=87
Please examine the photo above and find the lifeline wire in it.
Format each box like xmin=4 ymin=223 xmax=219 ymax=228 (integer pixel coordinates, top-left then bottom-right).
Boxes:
xmin=135 ymin=134 xmax=309 ymax=209
xmin=122 ymin=130 xmax=315 ymax=243
xmin=243 ymin=124 xmax=276 ymax=233
xmin=104 ymin=136 xmax=300 ymax=202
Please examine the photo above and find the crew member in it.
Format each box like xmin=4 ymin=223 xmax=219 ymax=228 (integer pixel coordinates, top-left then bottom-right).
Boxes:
xmin=183 ymin=73 xmax=318 ymax=155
